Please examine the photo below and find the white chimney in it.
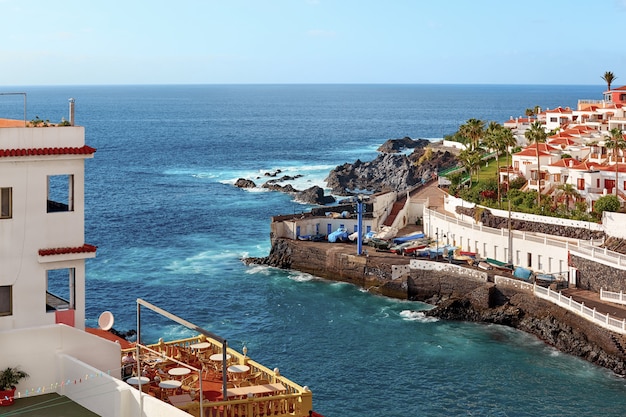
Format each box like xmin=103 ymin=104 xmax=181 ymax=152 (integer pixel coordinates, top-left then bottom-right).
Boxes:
xmin=68 ymin=98 xmax=75 ymax=126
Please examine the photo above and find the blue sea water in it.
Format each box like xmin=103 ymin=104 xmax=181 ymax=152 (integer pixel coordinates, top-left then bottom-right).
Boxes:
xmin=2 ymin=84 xmax=626 ymax=416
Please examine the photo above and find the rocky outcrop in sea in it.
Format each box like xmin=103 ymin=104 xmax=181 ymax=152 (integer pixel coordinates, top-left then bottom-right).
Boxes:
xmin=325 ymin=147 xmax=458 ymax=195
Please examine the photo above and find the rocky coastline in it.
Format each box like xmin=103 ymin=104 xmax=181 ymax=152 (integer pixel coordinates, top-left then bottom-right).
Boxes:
xmin=245 ymin=238 xmax=626 ymax=377
xmin=242 ymin=136 xmax=626 ymax=376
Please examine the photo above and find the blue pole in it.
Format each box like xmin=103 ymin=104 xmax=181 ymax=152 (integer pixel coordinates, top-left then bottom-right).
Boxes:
xmin=357 ymin=201 xmax=363 ymax=255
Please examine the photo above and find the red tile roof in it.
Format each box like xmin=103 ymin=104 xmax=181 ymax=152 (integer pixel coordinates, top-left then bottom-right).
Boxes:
xmin=514 ymin=148 xmax=552 ymax=157
xmin=550 ymin=158 xmax=578 ymax=167
xmin=0 ymin=145 xmax=96 ymax=158
xmin=546 ymin=107 xmax=572 ymax=114
xmin=39 ymin=243 xmax=97 ymax=257
xmin=85 ymin=327 xmax=134 ymax=349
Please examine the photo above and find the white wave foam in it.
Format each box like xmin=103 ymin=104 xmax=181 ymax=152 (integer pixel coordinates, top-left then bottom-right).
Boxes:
xmin=245 ymin=264 xmax=274 ymax=276
xmin=399 ymin=309 xmax=439 ymax=323
xmin=287 ymin=271 xmax=315 ymax=282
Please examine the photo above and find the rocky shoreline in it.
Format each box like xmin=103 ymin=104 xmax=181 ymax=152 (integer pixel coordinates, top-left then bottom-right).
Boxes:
xmin=245 ymin=238 xmax=626 ymax=376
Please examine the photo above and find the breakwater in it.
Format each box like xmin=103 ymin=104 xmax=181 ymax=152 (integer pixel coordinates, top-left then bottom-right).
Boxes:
xmin=246 ymin=237 xmax=626 ymax=376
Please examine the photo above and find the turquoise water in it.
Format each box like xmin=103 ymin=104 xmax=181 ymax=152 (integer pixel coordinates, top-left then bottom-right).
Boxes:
xmin=2 ymin=84 xmax=626 ymax=416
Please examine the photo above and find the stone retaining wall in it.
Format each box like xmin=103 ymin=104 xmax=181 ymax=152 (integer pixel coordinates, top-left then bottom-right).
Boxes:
xmin=572 ymin=254 xmax=626 ymax=292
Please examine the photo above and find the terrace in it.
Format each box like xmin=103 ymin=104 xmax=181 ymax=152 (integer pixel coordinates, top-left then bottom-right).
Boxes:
xmin=119 ymin=299 xmax=313 ymax=417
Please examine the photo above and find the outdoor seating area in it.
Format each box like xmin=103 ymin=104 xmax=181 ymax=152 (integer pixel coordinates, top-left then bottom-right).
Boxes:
xmin=121 ymin=335 xmax=309 ymax=417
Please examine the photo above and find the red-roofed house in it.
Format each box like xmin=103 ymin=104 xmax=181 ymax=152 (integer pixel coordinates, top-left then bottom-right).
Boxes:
xmin=545 ymin=107 xmax=574 ymax=130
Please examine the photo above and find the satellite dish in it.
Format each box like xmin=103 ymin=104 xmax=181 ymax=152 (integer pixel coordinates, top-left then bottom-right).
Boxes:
xmin=98 ymin=311 xmax=115 ymax=331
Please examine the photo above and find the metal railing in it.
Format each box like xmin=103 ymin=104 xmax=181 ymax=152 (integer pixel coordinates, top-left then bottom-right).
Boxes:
xmin=534 ymin=285 xmax=626 ymax=334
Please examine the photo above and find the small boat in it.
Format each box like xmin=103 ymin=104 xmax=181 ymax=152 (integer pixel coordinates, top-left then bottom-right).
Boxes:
xmin=328 ymin=227 xmax=349 ymax=243
xmin=392 ymin=232 xmax=425 ymax=244
xmin=486 ymin=258 xmax=514 ymax=271
xmin=368 ymin=237 xmax=391 ymax=250
xmin=513 ymin=266 xmax=533 ymax=280
xmin=298 ymin=233 xmax=326 ymax=242
xmin=477 ymin=261 xmax=493 ymax=270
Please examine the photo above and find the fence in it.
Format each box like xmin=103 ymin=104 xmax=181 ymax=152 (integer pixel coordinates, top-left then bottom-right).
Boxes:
xmin=600 ymin=288 xmax=626 ymax=306
xmin=534 ymin=285 xmax=626 ymax=335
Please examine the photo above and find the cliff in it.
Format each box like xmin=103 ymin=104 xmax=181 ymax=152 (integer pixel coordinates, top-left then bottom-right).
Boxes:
xmin=245 ymin=238 xmax=626 ymax=376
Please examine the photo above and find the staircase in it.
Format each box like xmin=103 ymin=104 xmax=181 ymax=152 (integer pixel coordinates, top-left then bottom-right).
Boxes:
xmin=383 ymin=197 xmax=407 ymax=227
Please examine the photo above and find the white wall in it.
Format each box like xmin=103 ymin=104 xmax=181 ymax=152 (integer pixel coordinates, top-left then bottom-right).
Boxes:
xmin=0 ymin=126 xmax=93 ymax=331
xmin=602 ymin=212 xmax=626 ymax=239
xmin=424 ymin=208 xmax=571 ymax=276
xmin=0 ymin=324 xmax=188 ymax=417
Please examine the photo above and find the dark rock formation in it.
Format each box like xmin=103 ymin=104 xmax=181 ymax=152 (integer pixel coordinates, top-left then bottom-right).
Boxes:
xmin=296 ymin=185 xmax=336 ymax=205
xmin=235 ymin=178 xmax=257 ymax=188
xmin=262 ymin=183 xmax=298 ymax=193
xmin=377 ymin=137 xmax=430 ymax=153
xmin=421 ymin=282 xmax=626 ymax=376
xmin=326 ymin=149 xmax=458 ymax=196
xmin=265 ymin=175 xmax=303 ymax=184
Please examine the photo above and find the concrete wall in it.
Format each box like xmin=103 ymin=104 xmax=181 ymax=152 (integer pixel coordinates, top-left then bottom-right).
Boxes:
xmin=603 ymin=212 xmax=626 ymax=239
xmin=0 ymin=324 xmax=187 ymax=417
xmin=494 ymin=275 xmax=534 ymax=292
xmin=409 ymin=259 xmax=489 ymax=282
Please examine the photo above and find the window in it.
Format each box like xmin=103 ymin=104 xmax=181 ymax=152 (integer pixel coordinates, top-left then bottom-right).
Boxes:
xmin=46 ymin=268 xmax=75 ymax=311
xmin=47 ymin=175 xmax=74 ymax=213
xmin=0 ymin=187 xmax=11 ymax=219
xmin=550 ymin=117 xmax=557 ymax=123
xmin=527 ymin=252 xmax=532 ymax=268
xmin=0 ymin=286 xmax=12 ymax=316
xmin=577 ymin=178 xmax=585 ymax=190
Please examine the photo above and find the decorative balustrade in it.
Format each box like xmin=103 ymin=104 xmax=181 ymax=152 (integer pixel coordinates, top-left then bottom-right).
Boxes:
xmin=600 ymin=289 xmax=626 ymax=306
xmin=534 ymin=285 xmax=626 ymax=335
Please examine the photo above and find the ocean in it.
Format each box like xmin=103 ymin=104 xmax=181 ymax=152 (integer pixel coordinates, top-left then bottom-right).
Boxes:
xmin=2 ymin=84 xmax=626 ymax=416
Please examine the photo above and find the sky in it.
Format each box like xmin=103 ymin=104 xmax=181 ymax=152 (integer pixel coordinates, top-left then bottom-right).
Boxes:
xmin=2 ymin=0 xmax=626 ymax=86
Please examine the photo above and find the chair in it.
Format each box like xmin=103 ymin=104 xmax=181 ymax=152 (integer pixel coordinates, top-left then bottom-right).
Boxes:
xmin=122 ymin=363 xmax=135 ymax=380
xmin=181 ymin=374 xmax=199 ymax=393
xmin=257 ymin=378 xmax=270 ymax=385
xmin=246 ymin=371 xmax=262 ymax=384
xmin=236 ymin=380 xmax=251 ymax=388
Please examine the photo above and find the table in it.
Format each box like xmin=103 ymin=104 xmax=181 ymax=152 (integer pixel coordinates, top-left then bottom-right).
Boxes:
xmin=227 ymin=364 xmax=250 ymax=374
xmin=168 ymin=393 xmax=194 ymax=407
xmin=127 ymin=376 xmax=150 ymax=386
xmin=159 ymin=379 xmax=183 ymax=390
xmin=168 ymin=367 xmax=191 ymax=378
xmin=226 ymin=383 xmax=286 ymax=398
xmin=227 ymin=364 xmax=250 ymax=381
xmin=189 ymin=341 xmax=211 ymax=350
xmin=209 ymin=353 xmax=231 ymax=362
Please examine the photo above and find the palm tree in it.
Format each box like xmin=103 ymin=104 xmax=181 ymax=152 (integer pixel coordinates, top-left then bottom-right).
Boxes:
xmin=459 ymin=118 xmax=485 ymax=152
xmin=555 ymin=183 xmax=580 ymax=214
xmin=602 ymin=71 xmax=617 ymax=92
xmin=605 ymin=127 xmax=626 ymax=196
xmin=458 ymin=148 xmax=482 ymax=187
xmin=483 ymin=122 xmax=513 ymax=207
xmin=525 ymin=121 xmax=548 ymax=207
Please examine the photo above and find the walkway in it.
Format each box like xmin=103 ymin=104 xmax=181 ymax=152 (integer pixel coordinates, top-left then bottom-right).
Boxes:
xmin=561 ymin=288 xmax=626 ymax=321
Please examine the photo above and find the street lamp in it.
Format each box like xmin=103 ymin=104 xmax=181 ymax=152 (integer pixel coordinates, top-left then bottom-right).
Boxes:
xmin=356 ymin=195 xmax=364 ymax=255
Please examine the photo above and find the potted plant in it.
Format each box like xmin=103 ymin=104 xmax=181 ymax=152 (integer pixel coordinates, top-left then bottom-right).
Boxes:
xmin=0 ymin=367 xmax=29 ymax=406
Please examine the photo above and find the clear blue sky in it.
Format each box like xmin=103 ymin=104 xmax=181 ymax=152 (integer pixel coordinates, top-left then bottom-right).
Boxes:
xmin=2 ymin=0 xmax=626 ymax=86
